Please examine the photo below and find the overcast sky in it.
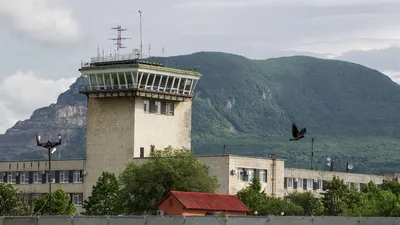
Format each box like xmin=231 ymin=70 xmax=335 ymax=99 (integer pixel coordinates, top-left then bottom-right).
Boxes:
xmin=0 ymin=0 xmax=399 ymax=133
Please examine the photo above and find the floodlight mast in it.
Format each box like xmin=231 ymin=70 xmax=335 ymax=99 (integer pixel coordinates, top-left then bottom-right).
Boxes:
xmin=36 ymin=133 xmax=62 ymax=206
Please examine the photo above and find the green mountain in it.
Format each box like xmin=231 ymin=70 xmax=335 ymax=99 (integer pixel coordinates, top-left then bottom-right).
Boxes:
xmin=1 ymin=52 xmax=400 ymax=174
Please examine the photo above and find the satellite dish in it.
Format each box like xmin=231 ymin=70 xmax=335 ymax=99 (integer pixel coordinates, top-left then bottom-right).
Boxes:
xmin=327 ymin=157 xmax=331 ymax=161
xmin=133 ymin=49 xmax=140 ymax=58
xmin=348 ymin=164 xmax=354 ymax=170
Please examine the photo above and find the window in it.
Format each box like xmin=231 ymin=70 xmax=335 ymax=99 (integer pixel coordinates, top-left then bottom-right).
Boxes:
xmin=33 ymin=172 xmax=41 ymax=184
xmin=144 ymin=100 xmax=150 ymax=113
xmin=287 ymin=178 xmax=294 ymax=188
xmin=150 ymin=145 xmax=155 ymax=153
xmin=72 ymin=194 xmax=83 ymax=205
xmin=60 ymin=171 xmax=69 ymax=183
xmin=140 ymin=147 xmax=144 ymax=158
xmin=318 ymin=180 xmax=323 ymax=190
xmin=237 ymin=168 xmax=244 ymax=181
xmin=307 ymin=179 xmax=313 ymax=190
xmin=20 ymin=172 xmax=29 ymax=184
xmin=73 ymin=170 xmax=82 ymax=183
xmin=166 ymin=103 xmax=174 ymax=115
xmin=155 ymin=101 xmax=161 ymax=114
xmin=298 ymin=178 xmax=303 ymax=188
xmin=247 ymin=169 xmax=254 ymax=182
xmin=7 ymin=172 xmax=16 ymax=184
xmin=46 ymin=171 xmax=55 ymax=183
xmin=259 ymin=170 xmax=266 ymax=182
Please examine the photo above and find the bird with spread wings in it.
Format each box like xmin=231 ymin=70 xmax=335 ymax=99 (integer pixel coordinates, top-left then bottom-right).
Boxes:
xmin=289 ymin=123 xmax=307 ymax=141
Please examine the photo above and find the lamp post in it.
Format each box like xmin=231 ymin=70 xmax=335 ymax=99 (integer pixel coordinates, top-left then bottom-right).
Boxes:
xmin=36 ymin=133 xmax=62 ymax=206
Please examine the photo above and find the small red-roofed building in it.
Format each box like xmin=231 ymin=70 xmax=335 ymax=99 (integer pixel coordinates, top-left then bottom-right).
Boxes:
xmin=156 ymin=190 xmax=251 ymax=216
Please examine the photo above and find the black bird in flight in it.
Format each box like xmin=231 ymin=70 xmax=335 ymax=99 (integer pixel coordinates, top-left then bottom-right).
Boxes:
xmin=289 ymin=123 xmax=307 ymax=141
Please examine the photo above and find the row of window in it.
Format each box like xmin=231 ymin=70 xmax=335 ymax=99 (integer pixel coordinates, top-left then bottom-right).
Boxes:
xmin=23 ymin=193 xmax=83 ymax=206
xmin=284 ymin=177 xmax=363 ymax=191
xmin=237 ymin=168 xmax=268 ymax=183
xmin=144 ymin=100 xmax=175 ymax=115
xmin=284 ymin=177 xmax=323 ymax=190
xmin=0 ymin=170 xmax=83 ymax=185
xmin=85 ymin=72 xmax=197 ymax=96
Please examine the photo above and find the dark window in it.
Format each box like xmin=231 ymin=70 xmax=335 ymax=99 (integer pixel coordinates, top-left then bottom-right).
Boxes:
xmin=140 ymin=147 xmax=144 ymax=158
xmin=150 ymin=145 xmax=155 ymax=153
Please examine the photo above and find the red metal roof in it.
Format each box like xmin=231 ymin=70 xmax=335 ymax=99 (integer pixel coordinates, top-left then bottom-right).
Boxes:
xmin=161 ymin=191 xmax=251 ymax=212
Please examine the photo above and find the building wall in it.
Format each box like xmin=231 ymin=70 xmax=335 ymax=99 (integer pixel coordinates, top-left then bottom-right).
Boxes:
xmin=0 ymin=159 xmax=86 ymax=213
xmin=283 ymin=168 xmax=387 ymax=196
xmin=197 ymin=156 xmax=230 ymax=194
xmin=227 ymin=156 xmax=285 ymax=197
xmin=158 ymin=194 xmax=187 ymax=216
xmin=84 ymin=95 xmax=136 ymax=199
xmin=133 ymin=97 xmax=192 ymax=157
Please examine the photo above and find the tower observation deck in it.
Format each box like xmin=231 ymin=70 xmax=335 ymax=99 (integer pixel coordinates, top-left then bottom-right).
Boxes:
xmin=79 ymin=53 xmax=201 ymax=101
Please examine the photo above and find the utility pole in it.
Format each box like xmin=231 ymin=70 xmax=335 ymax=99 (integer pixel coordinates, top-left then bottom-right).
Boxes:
xmin=36 ymin=133 xmax=62 ymax=207
xmin=311 ymin=138 xmax=314 ymax=170
xmin=138 ymin=10 xmax=143 ymax=58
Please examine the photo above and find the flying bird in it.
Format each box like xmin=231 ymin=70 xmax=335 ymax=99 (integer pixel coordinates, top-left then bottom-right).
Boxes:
xmin=289 ymin=123 xmax=307 ymax=141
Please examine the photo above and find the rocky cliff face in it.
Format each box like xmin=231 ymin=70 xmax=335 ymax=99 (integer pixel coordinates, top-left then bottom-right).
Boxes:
xmin=0 ymin=77 xmax=87 ymax=160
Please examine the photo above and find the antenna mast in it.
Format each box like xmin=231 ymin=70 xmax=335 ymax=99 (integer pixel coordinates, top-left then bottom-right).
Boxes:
xmin=138 ymin=10 xmax=143 ymax=58
xmin=108 ymin=25 xmax=131 ymax=51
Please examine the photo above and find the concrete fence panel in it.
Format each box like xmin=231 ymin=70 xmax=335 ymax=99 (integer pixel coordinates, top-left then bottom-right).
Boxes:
xmin=226 ymin=217 xmax=267 ymax=225
xmin=358 ymin=217 xmax=399 ymax=225
xmin=269 ymin=216 xmax=312 ymax=225
xmin=108 ymin=216 xmax=147 ymax=225
xmin=339 ymin=217 xmax=360 ymax=225
xmin=38 ymin=216 xmax=72 ymax=225
xmin=145 ymin=217 xmax=186 ymax=225
xmin=3 ymin=217 xmax=37 ymax=225
xmin=184 ymin=217 xmax=226 ymax=225
xmin=0 ymin=217 xmax=3 ymax=225
xmin=73 ymin=216 xmax=109 ymax=225
xmin=311 ymin=216 xmax=355 ymax=225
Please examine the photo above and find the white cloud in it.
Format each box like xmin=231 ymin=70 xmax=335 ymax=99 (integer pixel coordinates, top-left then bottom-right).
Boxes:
xmin=0 ymin=0 xmax=80 ymax=44
xmin=0 ymin=71 xmax=76 ymax=133
xmin=173 ymin=0 xmax=400 ymax=9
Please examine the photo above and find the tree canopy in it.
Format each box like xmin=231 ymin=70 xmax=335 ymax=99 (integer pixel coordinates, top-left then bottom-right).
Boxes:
xmin=83 ymin=171 xmax=123 ymax=215
xmin=33 ymin=189 xmax=76 ymax=216
xmin=0 ymin=183 xmax=25 ymax=216
xmin=119 ymin=147 xmax=219 ymax=214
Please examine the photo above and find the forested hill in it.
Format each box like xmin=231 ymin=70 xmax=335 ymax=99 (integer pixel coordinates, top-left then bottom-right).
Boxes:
xmin=1 ymin=52 xmax=400 ymax=173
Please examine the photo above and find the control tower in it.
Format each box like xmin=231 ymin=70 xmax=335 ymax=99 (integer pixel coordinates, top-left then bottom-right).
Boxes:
xmin=79 ymin=49 xmax=201 ymax=197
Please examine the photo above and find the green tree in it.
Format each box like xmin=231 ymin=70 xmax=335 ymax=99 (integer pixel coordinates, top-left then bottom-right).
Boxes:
xmin=237 ymin=178 xmax=302 ymax=216
xmin=321 ymin=176 xmax=349 ymax=216
xmin=83 ymin=171 xmax=123 ymax=215
xmin=119 ymin=147 xmax=219 ymax=214
xmin=0 ymin=183 xmax=25 ymax=216
xmin=237 ymin=177 xmax=266 ymax=214
xmin=33 ymin=189 xmax=76 ymax=215
xmin=286 ymin=192 xmax=324 ymax=216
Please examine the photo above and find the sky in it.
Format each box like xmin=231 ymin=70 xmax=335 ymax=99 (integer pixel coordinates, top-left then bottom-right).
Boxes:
xmin=0 ymin=0 xmax=399 ymax=133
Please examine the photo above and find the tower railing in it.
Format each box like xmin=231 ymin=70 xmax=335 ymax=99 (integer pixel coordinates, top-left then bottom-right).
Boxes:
xmin=79 ymin=84 xmax=194 ymax=97
xmin=81 ymin=54 xmax=142 ymax=68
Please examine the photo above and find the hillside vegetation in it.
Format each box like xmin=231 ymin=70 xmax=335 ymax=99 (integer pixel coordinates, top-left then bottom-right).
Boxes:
xmin=1 ymin=52 xmax=400 ymax=173
xmin=159 ymin=52 xmax=400 ymax=174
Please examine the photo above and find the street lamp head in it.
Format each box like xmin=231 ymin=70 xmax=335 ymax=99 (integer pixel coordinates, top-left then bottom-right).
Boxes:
xmin=36 ymin=135 xmax=41 ymax=143
xmin=51 ymin=148 xmax=57 ymax=154
xmin=58 ymin=133 xmax=62 ymax=143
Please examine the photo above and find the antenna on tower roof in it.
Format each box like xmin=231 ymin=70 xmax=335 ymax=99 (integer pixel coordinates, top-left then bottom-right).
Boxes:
xmin=108 ymin=25 xmax=131 ymax=51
